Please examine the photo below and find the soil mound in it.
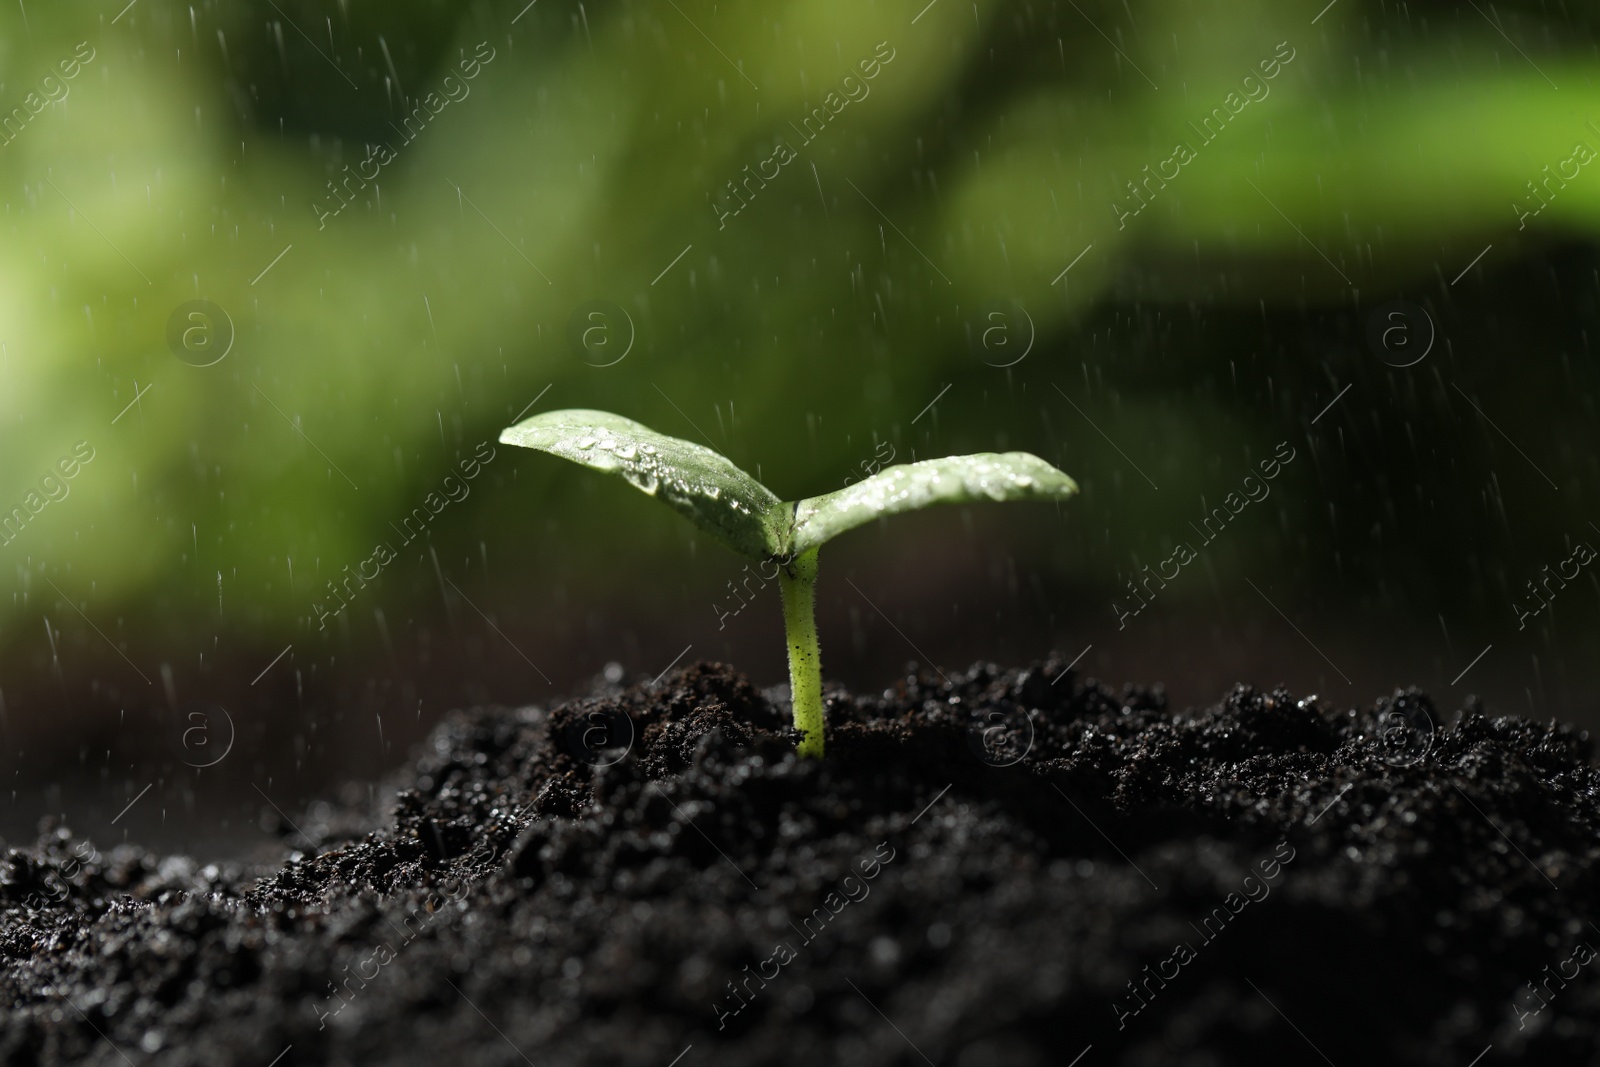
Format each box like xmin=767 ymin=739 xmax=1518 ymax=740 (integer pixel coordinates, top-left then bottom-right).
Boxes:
xmin=3 ymin=659 xmax=1597 ymax=1066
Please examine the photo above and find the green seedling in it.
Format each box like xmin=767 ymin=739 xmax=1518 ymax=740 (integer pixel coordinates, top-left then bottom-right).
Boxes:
xmin=501 ymin=409 xmax=1078 ymax=758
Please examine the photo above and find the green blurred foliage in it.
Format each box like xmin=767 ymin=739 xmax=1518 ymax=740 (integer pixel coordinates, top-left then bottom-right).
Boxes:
xmin=1 ymin=0 xmax=1596 ymax=722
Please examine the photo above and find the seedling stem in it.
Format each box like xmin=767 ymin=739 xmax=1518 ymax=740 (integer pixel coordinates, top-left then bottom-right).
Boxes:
xmin=778 ymin=547 xmax=824 ymax=757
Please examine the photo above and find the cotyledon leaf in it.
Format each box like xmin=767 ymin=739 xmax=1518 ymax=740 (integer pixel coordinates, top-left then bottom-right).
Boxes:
xmin=500 ymin=409 xmax=789 ymax=560
xmin=788 ymin=452 xmax=1079 ymax=556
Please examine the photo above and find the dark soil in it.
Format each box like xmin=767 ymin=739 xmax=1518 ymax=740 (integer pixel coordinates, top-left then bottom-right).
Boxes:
xmin=4 ymin=658 xmax=1599 ymax=1066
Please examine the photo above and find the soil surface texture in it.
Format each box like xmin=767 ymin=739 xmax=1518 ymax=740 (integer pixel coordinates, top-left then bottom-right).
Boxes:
xmin=3 ymin=658 xmax=1599 ymax=1066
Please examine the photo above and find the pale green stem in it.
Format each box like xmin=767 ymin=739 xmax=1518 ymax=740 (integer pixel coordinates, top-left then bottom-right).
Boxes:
xmin=778 ymin=546 xmax=825 ymax=758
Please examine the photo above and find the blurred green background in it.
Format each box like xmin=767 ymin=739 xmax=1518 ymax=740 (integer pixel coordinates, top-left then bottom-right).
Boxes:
xmin=4 ymin=0 xmax=1599 ymax=851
